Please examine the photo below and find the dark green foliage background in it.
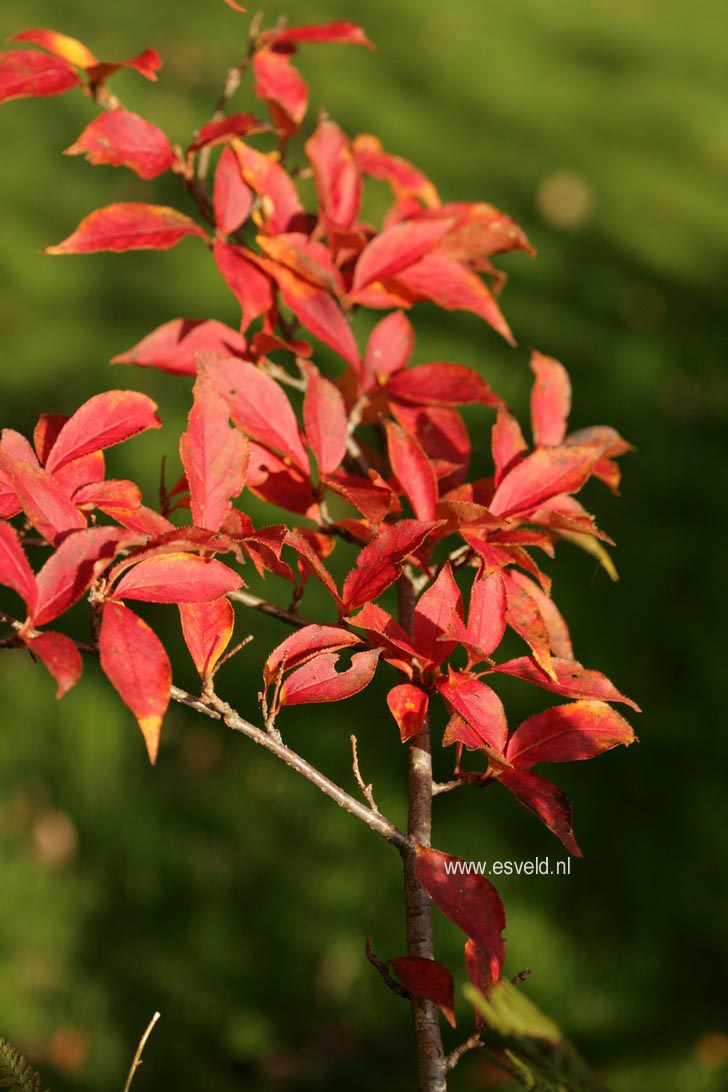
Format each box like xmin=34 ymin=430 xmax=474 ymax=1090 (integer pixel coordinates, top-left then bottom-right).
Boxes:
xmin=0 ymin=1 xmax=726 ymax=1089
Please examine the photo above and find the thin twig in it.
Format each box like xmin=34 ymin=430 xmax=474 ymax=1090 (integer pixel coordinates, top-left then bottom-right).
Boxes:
xmin=350 ymin=734 xmax=380 ymax=813
xmin=228 ymin=589 xmax=310 ymax=629
xmin=365 ymin=937 xmax=410 ymax=1000
xmin=446 ymin=1030 xmax=483 ymax=1072
xmin=122 ymin=1011 xmax=160 ymax=1092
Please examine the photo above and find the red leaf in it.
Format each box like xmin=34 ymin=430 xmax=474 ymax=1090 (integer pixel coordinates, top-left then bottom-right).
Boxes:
xmin=0 ymin=455 xmax=85 ymax=545
xmin=387 ymin=683 xmax=429 ymax=742
xmin=449 ymin=571 xmax=506 ymax=662
xmin=180 ymin=375 xmax=248 ymax=532
xmin=388 ymin=363 xmax=501 ymax=409
xmin=352 ymin=220 xmax=452 ymax=292
xmin=492 ymin=656 xmax=641 ymax=711
xmin=507 ymin=571 xmax=572 ymax=659
xmin=413 ymin=564 xmax=461 ymax=665
xmin=253 ymin=48 xmax=307 ymax=133
xmin=270 ymin=22 xmax=374 ymax=49
xmin=110 ymin=552 xmax=241 ymax=604
xmin=348 ymin=603 xmax=417 ymax=670
xmin=99 ymin=601 xmax=171 ymax=763
xmin=395 ymin=254 xmax=514 ymax=344
xmin=257 ymin=233 xmax=344 ymax=294
xmin=233 ymin=141 xmax=304 ymax=234
xmin=86 ymin=50 xmax=162 ymax=85
xmin=266 ymin=260 xmax=360 ymax=367
xmin=302 ymin=363 xmax=348 ymax=475
xmin=280 ymin=647 xmax=380 ymax=705
xmin=204 ymin=356 xmax=309 ymax=472
xmin=8 ymin=28 xmax=97 ymax=68
xmin=65 ymin=109 xmax=175 ymax=180
xmin=213 ymin=145 xmax=253 ymax=234
xmin=389 ymin=956 xmax=455 ymax=1027
xmin=393 ymin=404 xmax=470 ymax=491
xmin=264 ymin=624 xmax=361 ymax=686
xmin=491 ymin=409 xmax=527 ymax=487
xmin=342 ymin=520 xmax=438 ymax=611
xmin=73 ymin=478 xmax=141 ymax=514
xmin=284 ymin=530 xmax=341 ymax=605
xmin=506 ymin=700 xmax=636 ymax=769
xmin=498 ymin=767 xmax=581 ymax=856
xmin=179 ymin=597 xmax=235 ymax=679
xmin=361 ymin=310 xmax=414 ymax=391
xmin=353 ymin=134 xmax=439 ymax=208
xmin=490 ymin=445 xmax=600 ymax=519
xmin=111 ymin=318 xmax=249 ymax=377
xmin=503 ymin=569 xmax=554 ymax=680
xmin=0 ymin=520 xmax=38 ymax=616
xmin=386 ymin=421 xmax=438 ymax=521
xmin=247 ymin=445 xmax=318 ymax=517
xmin=45 ymin=203 xmax=207 ymax=254
xmin=34 ymin=526 xmax=140 ymax=626
xmin=0 ymin=49 xmax=80 ymax=103
xmin=415 ymin=846 xmax=506 ymax=980
xmin=189 ymin=113 xmax=265 ymax=153
xmin=530 ymin=350 xmax=571 ymax=447
xmin=305 ymin=118 xmax=361 ymax=231
xmin=223 ymin=0 xmax=247 ymax=11
xmin=213 ymin=240 xmax=274 ymax=332
xmin=325 ymin=470 xmax=397 ymax=526
xmin=24 ymin=631 xmax=82 ymax=698
xmin=437 ymin=673 xmax=508 ymax=755
xmin=45 ymin=391 xmax=161 ymax=473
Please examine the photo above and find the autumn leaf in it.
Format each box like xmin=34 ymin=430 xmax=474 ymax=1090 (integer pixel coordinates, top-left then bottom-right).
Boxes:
xmin=437 ymin=673 xmax=508 ymax=755
xmin=45 ymin=391 xmax=161 ymax=473
xmin=65 ymin=109 xmax=175 ymax=179
xmin=529 ymin=351 xmax=571 ymax=447
xmin=111 ymin=318 xmax=248 ymax=377
xmin=23 ymin=631 xmax=82 ymax=698
xmin=387 ymin=683 xmax=429 ymax=741
xmin=264 ymin=624 xmax=361 ymax=686
xmin=342 ymin=520 xmax=439 ymax=612
xmin=492 ymin=655 xmax=641 ymax=711
xmin=213 ymin=145 xmax=253 ymax=234
xmin=302 ymin=363 xmax=348 ymax=476
xmin=110 ymin=552 xmax=242 ymax=604
xmin=506 ymin=701 xmax=636 ymax=768
xmin=179 ymin=597 xmax=235 ymax=680
xmin=280 ymin=648 xmax=380 ymax=705
xmin=0 ymin=49 xmax=79 ymax=104
xmin=45 ymin=203 xmax=207 ymax=254
xmin=0 ymin=520 xmax=38 ymax=616
xmin=305 ymin=118 xmax=361 ymax=231
xmin=389 ymin=956 xmax=455 ymax=1027
xmin=180 ymin=375 xmax=248 ymax=532
xmin=385 ymin=421 xmax=438 ymax=521
xmin=34 ymin=526 xmax=140 ymax=626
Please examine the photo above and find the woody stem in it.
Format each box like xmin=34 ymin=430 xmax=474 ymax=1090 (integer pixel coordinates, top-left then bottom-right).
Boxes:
xmin=397 ymin=575 xmax=447 ymax=1092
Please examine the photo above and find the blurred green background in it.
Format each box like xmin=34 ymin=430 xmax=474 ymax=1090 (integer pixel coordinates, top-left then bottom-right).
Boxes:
xmin=1 ymin=1 xmax=726 ymax=1089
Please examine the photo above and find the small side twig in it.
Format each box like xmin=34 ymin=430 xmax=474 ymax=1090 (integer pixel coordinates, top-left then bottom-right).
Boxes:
xmin=365 ymin=937 xmax=410 ymax=1000
xmin=446 ymin=1029 xmax=483 ymax=1072
xmin=122 ymin=1011 xmax=160 ymax=1092
xmin=350 ymin=734 xmax=380 ymax=813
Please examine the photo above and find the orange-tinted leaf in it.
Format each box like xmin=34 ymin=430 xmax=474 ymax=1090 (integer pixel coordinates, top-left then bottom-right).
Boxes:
xmin=233 ymin=141 xmax=304 ymax=234
xmin=257 ymin=233 xmax=344 ymax=294
xmin=498 ymin=767 xmax=581 ymax=856
xmin=506 ymin=700 xmax=636 ymax=769
xmin=270 ymin=22 xmax=373 ymax=48
xmin=112 ymin=317 xmax=248 ymax=376
xmin=213 ymin=240 xmax=274 ymax=331
xmin=0 ymin=49 xmax=80 ymax=103
xmin=491 ymin=408 xmax=527 ymax=488
xmin=253 ymin=48 xmax=307 ymax=133
xmin=35 ymin=526 xmax=139 ymax=626
xmin=86 ymin=49 xmax=162 ymax=85
xmin=386 ymin=421 xmax=438 ymax=521
xmin=348 ymin=603 xmax=417 ymax=668
xmin=45 ymin=203 xmax=206 ymax=254
xmin=179 ymin=597 xmax=235 ymax=679
xmin=112 ymin=505 xmax=174 ymax=537
xmin=415 ymin=845 xmax=506 ymax=981
xmin=9 ymin=28 xmax=97 ymax=68
xmin=73 ymin=478 xmax=141 ymax=514
xmin=65 ymin=109 xmax=175 ymax=179
xmin=387 ymin=683 xmax=429 ymax=742
xmin=267 ymin=260 xmax=360 ymax=367
xmin=530 ymin=351 xmax=571 ymax=447
xmin=388 ymin=363 xmax=501 ymax=409
xmin=507 ymin=570 xmax=573 ymax=659
xmin=213 ymin=145 xmax=253 ymax=234
xmin=503 ymin=569 xmax=554 ymax=679
xmin=110 ymin=552 xmax=241 ymax=604
xmin=204 ymin=356 xmax=309 ymax=472
xmin=247 ymin=444 xmax=318 ymax=517
xmin=0 ymin=455 xmax=85 ymax=545
xmin=393 ymin=403 xmax=470 ymax=491
xmin=189 ymin=113 xmax=265 ymax=153
xmin=264 ymin=624 xmax=361 ymax=686
xmin=389 ymin=956 xmax=455 ymax=1027
xmin=283 ymin=530 xmax=341 ymax=604
xmin=180 ymin=375 xmax=248 ymax=532
xmin=353 ymin=134 xmax=439 ymax=208
xmin=24 ymin=630 xmax=82 ymax=698
xmin=396 ymin=254 xmax=514 ymax=344
xmin=223 ymin=0 xmax=247 ymax=11
xmin=437 ymin=673 xmax=508 ymax=754
xmin=492 ymin=656 xmax=641 ymax=711
xmin=325 ymin=470 xmax=397 ymax=526
xmin=342 ymin=519 xmax=438 ymax=611
xmin=280 ymin=647 xmax=380 ymax=705
xmin=352 ymin=220 xmax=452 ymax=292
xmin=99 ymin=600 xmax=170 ymax=763
xmin=45 ymin=391 xmax=161 ymax=473
xmin=0 ymin=520 xmax=37 ymax=616
xmin=302 ymin=363 xmax=348 ymax=475
xmin=490 ymin=445 xmax=600 ymax=519
xmin=306 ymin=118 xmax=360 ymax=231
xmin=361 ymin=310 xmax=414 ymax=390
